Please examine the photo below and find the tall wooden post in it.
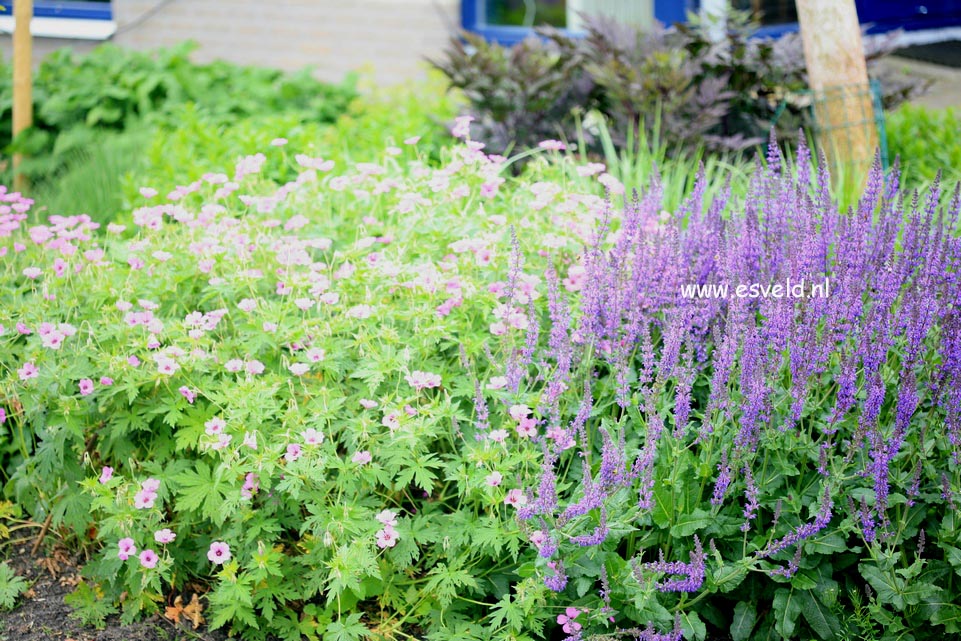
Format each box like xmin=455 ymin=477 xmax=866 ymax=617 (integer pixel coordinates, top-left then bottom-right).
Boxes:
xmin=795 ymin=0 xmax=877 ymax=171
xmin=12 ymin=0 xmax=33 ymax=193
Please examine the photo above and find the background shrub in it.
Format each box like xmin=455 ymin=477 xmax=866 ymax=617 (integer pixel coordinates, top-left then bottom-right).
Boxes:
xmin=431 ymin=12 xmax=921 ymax=159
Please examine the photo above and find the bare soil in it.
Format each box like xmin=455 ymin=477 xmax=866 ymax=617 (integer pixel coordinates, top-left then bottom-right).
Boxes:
xmin=0 ymin=545 xmax=230 ymax=641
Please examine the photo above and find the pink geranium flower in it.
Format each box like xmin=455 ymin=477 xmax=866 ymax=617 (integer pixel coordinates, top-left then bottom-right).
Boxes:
xmin=78 ymin=378 xmax=94 ymax=396
xmin=285 ymin=443 xmax=302 ymax=462
xmin=485 ymin=471 xmax=503 ymax=487
xmin=352 ymin=450 xmax=372 ymax=465
xmin=17 ymin=362 xmax=38 ymax=381
xmin=117 ymin=537 xmax=136 ymax=560
xmin=301 ymin=428 xmax=324 ymax=445
xmin=405 ymin=370 xmax=441 ymax=390
xmin=504 ymin=489 xmax=528 ymax=507
xmin=99 ymin=466 xmax=114 ymax=484
xmin=207 ymin=541 xmax=231 ymax=565
xmin=154 ymin=529 xmax=176 ymax=544
xmin=139 ymin=549 xmax=159 ymax=569
xmin=376 ymin=526 xmax=398 ymax=549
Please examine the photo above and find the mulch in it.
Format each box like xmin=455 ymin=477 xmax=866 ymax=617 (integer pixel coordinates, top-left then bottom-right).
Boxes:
xmin=0 ymin=545 xmax=230 ymax=641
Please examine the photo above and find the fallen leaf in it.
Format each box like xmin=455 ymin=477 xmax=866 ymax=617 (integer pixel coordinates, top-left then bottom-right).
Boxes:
xmin=183 ymin=593 xmax=205 ymax=629
xmin=165 ymin=593 xmax=204 ymax=629
xmin=165 ymin=595 xmax=185 ymax=625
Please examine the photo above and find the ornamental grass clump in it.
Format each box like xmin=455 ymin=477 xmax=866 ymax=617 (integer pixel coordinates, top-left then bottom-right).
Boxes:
xmin=496 ymin=140 xmax=961 ymax=640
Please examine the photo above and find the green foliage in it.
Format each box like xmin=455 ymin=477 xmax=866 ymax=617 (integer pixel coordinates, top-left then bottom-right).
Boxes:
xmin=887 ymin=104 xmax=961 ymax=187
xmin=0 ymin=41 xmax=357 ymax=186
xmin=63 ymin=580 xmax=118 ymax=628
xmin=0 ymin=561 xmax=28 ymax=611
xmin=431 ymin=11 xmax=917 ymax=157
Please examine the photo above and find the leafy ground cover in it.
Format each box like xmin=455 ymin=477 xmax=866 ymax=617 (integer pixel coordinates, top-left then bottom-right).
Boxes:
xmin=0 ymin=98 xmax=960 ymax=641
xmin=886 ymin=104 xmax=961 ymax=186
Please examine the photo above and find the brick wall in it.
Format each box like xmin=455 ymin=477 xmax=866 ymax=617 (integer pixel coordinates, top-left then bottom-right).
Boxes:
xmin=0 ymin=0 xmax=459 ymax=84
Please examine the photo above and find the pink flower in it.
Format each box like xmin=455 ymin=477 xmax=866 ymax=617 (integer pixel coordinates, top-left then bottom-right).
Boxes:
xmin=375 ymin=510 xmax=397 ymax=527
xmin=134 ymin=490 xmax=156 ymax=509
xmin=128 ymin=355 xmax=141 ymax=367
xmin=78 ymin=378 xmax=94 ymax=396
xmin=352 ymin=450 xmax=372 ymax=465
xmin=530 ymin=530 xmax=548 ymax=548
xmin=557 ymin=607 xmax=583 ymax=634
xmin=245 ymin=360 xmax=265 ymax=375
xmin=224 ymin=359 xmax=243 ymax=372
xmin=100 ymin=376 xmax=114 ymax=386
xmin=301 ymin=428 xmax=324 ymax=445
xmin=504 ymin=489 xmax=528 ymax=507
xmin=241 ymin=472 xmax=259 ymax=499
xmin=211 ymin=434 xmax=232 ymax=450
xmin=285 ymin=443 xmax=302 ymax=462
xmin=139 ymin=187 xmax=158 ymax=198
xmin=139 ymin=549 xmax=159 ymax=569
xmin=376 ymin=526 xmax=399 ymax=549
xmin=359 ymin=399 xmax=378 ymax=409
xmin=306 ymin=348 xmax=325 ymax=362
xmin=405 ymin=370 xmax=441 ymax=390
xmin=99 ymin=466 xmax=114 ymax=484
xmin=17 ymin=362 xmax=38 ymax=381
xmin=117 ymin=537 xmax=136 ymax=561
xmin=381 ymin=412 xmax=400 ymax=432
xmin=289 ymin=363 xmax=309 ymax=376
xmin=538 ymin=139 xmax=566 ymax=151
xmin=485 ymin=471 xmax=503 ymax=487
xmin=207 ymin=541 xmax=231 ymax=565
xmin=451 ymin=115 xmax=473 ymax=139
xmin=22 ymin=267 xmax=42 ymax=279
xmin=154 ymin=529 xmax=176 ymax=544
xmin=142 ymin=478 xmax=161 ymax=493
xmin=516 ymin=417 xmax=537 ymax=438
xmin=237 ymin=298 xmax=257 ymax=312
xmin=488 ymin=429 xmax=508 ymax=443
xmin=204 ymin=417 xmax=226 ymax=435
xmin=509 ymin=405 xmax=531 ymax=421
xmin=404 ymin=136 xmax=421 ymax=145
xmin=156 ymin=358 xmax=179 ymax=375
xmin=179 ymin=386 xmax=196 ymax=403
xmin=270 ymin=138 xmax=288 ymax=147
xmin=486 ymin=377 xmax=507 ymax=390
xmin=243 ymin=431 xmax=258 ymax=450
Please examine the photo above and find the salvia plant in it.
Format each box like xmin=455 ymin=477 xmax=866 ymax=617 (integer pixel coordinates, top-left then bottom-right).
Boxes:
xmin=0 ymin=120 xmax=959 ymax=641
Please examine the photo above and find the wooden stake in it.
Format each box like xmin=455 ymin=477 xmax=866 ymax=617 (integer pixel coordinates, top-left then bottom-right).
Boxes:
xmin=12 ymin=0 xmax=33 ymax=193
xmin=795 ymin=0 xmax=877 ymax=170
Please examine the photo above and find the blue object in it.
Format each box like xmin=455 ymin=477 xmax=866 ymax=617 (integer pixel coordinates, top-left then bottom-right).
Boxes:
xmin=462 ymin=0 xmax=961 ymax=41
xmin=0 ymin=1 xmax=112 ymax=20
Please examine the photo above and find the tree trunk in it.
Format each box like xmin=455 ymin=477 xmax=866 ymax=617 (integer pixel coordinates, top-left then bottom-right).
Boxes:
xmin=795 ymin=0 xmax=878 ymax=171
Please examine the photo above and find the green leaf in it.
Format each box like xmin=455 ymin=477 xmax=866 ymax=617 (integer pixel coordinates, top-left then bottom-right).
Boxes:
xmin=670 ymin=508 xmax=713 ymax=537
xmin=324 ymin=613 xmax=368 ymax=641
xmin=860 ymin=563 xmax=905 ymax=610
xmin=425 ymin=561 xmax=479 ymax=608
xmin=730 ymin=601 xmax=756 ymax=641
xmin=680 ymin=610 xmax=707 ymax=641
xmin=797 ymin=589 xmax=841 ymax=640
xmin=773 ymin=588 xmax=802 ymax=639
xmin=0 ymin=562 xmax=29 ymax=611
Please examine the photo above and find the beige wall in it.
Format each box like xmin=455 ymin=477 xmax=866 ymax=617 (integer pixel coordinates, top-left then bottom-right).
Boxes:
xmin=0 ymin=0 xmax=459 ymax=84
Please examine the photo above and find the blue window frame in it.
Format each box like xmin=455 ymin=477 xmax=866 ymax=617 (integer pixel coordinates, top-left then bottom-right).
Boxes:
xmin=462 ymin=0 xmax=696 ymax=44
xmin=0 ymin=0 xmax=112 ymax=20
xmin=463 ymin=0 xmax=961 ymax=41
